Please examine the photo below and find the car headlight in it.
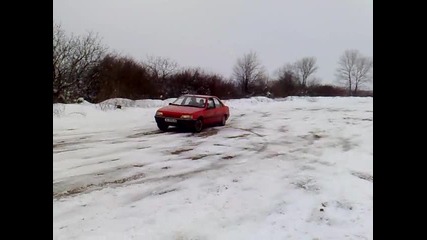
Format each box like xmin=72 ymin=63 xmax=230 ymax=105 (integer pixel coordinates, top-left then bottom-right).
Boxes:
xmin=180 ymin=114 xmax=192 ymax=119
xmin=156 ymin=111 xmax=163 ymax=116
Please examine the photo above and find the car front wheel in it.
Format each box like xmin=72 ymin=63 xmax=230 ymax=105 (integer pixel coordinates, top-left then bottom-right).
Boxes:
xmin=194 ymin=119 xmax=203 ymax=132
xmin=157 ymin=123 xmax=169 ymax=131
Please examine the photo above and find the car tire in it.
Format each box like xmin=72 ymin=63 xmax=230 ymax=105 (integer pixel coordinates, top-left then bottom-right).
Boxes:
xmin=157 ymin=123 xmax=169 ymax=131
xmin=219 ymin=115 xmax=226 ymax=126
xmin=194 ymin=119 xmax=203 ymax=133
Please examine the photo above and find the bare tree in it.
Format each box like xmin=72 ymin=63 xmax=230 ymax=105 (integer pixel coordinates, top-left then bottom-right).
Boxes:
xmin=94 ymin=54 xmax=154 ymax=101
xmin=274 ymin=63 xmax=299 ymax=96
xmin=71 ymin=32 xmax=107 ymax=100
xmin=233 ymin=51 xmax=267 ymax=95
xmin=353 ymin=56 xmax=373 ymax=94
xmin=53 ymin=22 xmax=107 ymax=103
xmin=336 ymin=49 xmax=358 ymax=95
xmin=142 ymin=56 xmax=178 ymax=98
xmin=143 ymin=56 xmax=178 ymax=80
xmin=295 ymin=57 xmax=318 ymax=87
xmin=336 ymin=49 xmax=373 ymax=95
xmin=275 ymin=63 xmax=298 ymax=81
xmin=53 ymin=23 xmax=72 ymax=102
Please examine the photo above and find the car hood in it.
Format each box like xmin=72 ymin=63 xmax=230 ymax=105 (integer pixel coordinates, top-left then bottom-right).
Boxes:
xmin=157 ymin=105 xmax=204 ymax=115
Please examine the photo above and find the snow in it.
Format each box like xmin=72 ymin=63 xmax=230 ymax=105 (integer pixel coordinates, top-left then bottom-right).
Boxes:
xmin=53 ymin=96 xmax=373 ymax=240
xmin=99 ymin=98 xmax=176 ymax=109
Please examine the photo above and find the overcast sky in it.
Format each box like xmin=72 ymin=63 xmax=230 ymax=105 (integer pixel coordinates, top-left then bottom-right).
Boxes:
xmin=53 ymin=0 xmax=372 ymax=87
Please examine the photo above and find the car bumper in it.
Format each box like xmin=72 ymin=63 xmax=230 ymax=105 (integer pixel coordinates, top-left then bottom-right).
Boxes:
xmin=155 ymin=116 xmax=196 ymax=128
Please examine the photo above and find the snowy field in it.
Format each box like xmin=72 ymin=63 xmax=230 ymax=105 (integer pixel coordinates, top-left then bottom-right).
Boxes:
xmin=53 ymin=97 xmax=373 ymax=240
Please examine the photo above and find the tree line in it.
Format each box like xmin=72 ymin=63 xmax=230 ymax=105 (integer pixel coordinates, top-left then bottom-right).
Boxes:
xmin=53 ymin=23 xmax=373 ymax=103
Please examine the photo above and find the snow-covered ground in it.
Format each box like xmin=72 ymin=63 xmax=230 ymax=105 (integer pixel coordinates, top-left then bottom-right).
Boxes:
xmin=53 ymin=97 xmax=373 ymax=240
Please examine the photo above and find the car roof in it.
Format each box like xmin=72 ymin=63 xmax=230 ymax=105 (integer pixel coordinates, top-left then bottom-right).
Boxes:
xmin=182 ymin=94 xmax=218 ymax=99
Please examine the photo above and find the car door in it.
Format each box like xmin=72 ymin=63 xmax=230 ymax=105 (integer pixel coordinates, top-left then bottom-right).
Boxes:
xmin=213 ymin=97 xmax=225 ymax=123
xmin=204 ymin=98 xmax=217 ymax=125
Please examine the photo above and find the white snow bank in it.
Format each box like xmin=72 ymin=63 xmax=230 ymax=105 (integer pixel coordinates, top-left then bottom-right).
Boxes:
xmin=53 ymin=96 xmax=372 ymax=117
xmin=100 ymin=98 xmax=174 ymax=108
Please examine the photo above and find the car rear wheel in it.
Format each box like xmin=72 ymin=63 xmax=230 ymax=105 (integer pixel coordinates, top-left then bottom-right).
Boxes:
xmin=194 ymin=119 xmax=203 ymax=132
xmin=157 ymin=123 xmax=169 ymax=131
xmin=220 ymin=115 xmax=226 ymax=126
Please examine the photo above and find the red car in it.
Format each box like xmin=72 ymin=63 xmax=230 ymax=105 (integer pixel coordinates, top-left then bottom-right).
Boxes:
xmin=154 ymin=94 xmax=230 ymax=132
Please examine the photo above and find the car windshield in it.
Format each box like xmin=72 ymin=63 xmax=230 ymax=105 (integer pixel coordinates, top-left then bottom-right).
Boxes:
xmin=171 ymin=96 xmax=206 ymax=108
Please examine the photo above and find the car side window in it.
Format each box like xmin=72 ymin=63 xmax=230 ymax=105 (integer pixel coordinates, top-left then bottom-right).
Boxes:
xmin=213 ymin=98 xmax=222 ymax=108
xmin=208 ymin=98 xmax=215 ymax=109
